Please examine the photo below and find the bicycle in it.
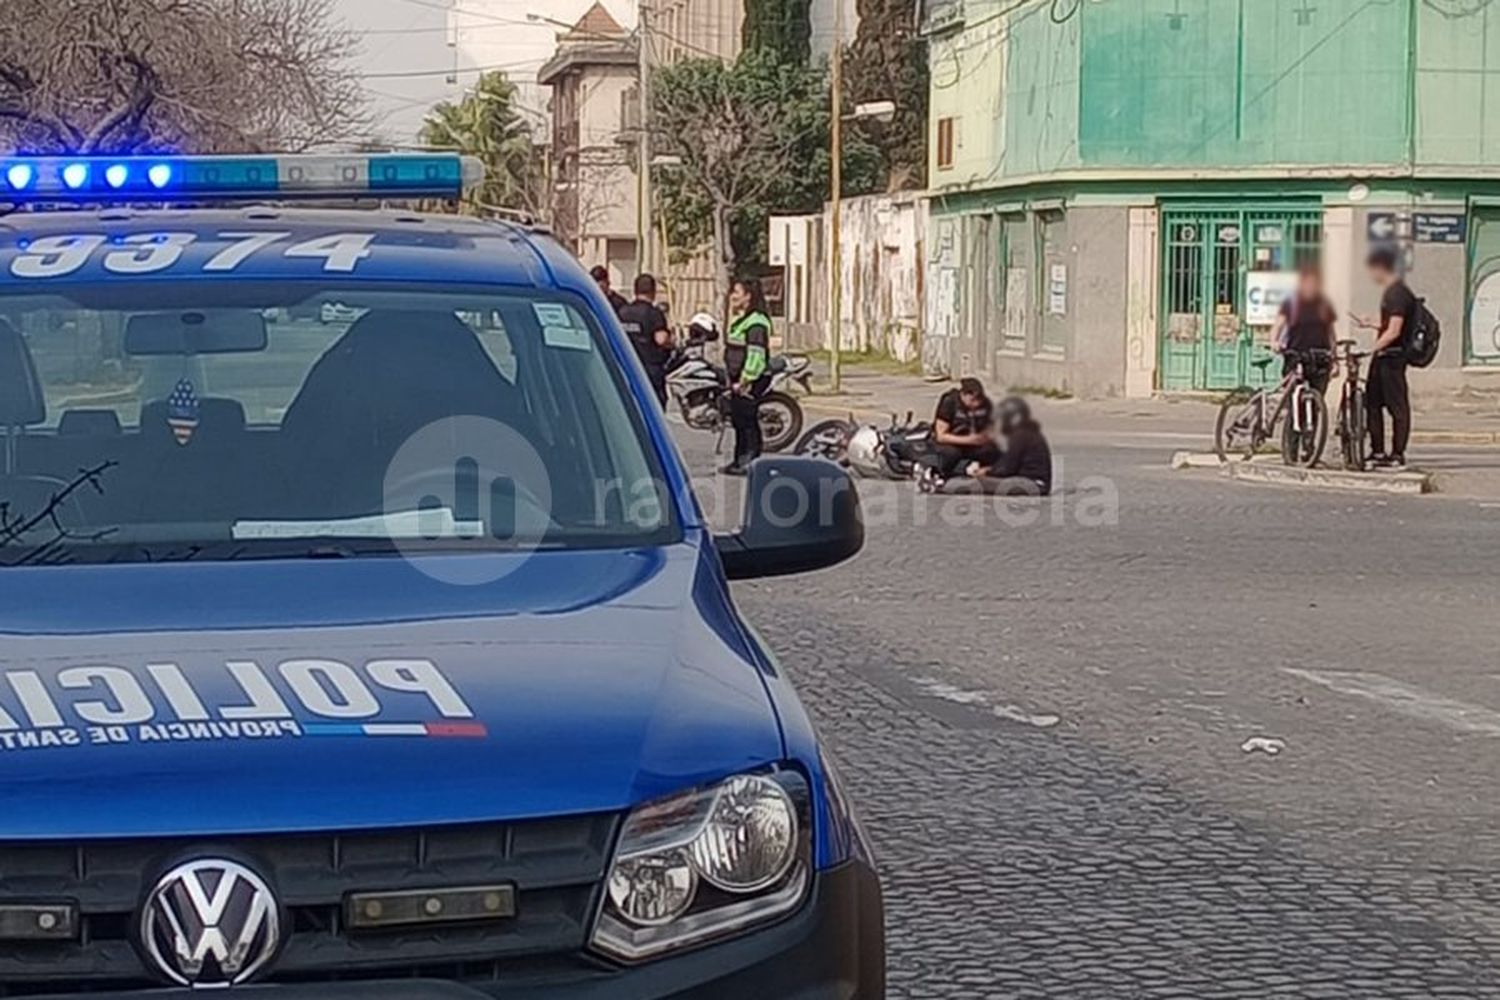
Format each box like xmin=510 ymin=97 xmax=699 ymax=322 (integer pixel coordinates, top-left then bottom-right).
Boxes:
xmin=1333 ymin=338 xmax=1370 ymax=471
xmin=1213 ymin=349 xmax=1330 ymax=467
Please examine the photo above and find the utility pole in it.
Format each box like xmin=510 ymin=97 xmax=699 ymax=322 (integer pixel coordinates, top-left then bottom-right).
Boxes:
xmin=638 ymin=0 xmax=654 ymax=278
xmin=828 ymin=0 xmax=844 ymax=392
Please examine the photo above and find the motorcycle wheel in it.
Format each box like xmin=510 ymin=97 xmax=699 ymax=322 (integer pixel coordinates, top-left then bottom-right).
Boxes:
xmin=758 ymin=391 xmax=804 ymax=453
xmin=795 ymin=419 xmax=856 ymax=463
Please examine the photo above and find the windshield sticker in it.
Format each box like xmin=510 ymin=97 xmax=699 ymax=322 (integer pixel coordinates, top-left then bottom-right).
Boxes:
xmin=531 ymin=302 xmax=573 ymax=328
xmin=6 ymin=231 xmax=378 ymax=278
xmin=0 ymin=658 xmax=485 ymax=753
xmin=542 ymin=325 xmax=591 ymax=351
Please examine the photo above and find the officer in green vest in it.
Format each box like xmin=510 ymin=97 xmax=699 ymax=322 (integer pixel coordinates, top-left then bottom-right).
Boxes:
xmin=721 ymin=277 xmax=772 ymax=476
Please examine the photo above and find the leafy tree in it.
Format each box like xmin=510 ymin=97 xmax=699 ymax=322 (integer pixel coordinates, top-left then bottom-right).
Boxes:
xmin=0 ymin=0 xmax=366 ymax=154
xmin=844 ymin=0 xmax=929 ymax=190
xmin=742 ymin=0 xmax=813 ymax=65
xmin=420 ymin=72 xmax=545 ymax=219
xmin=652 ymin=51 xmax=879 ymax=302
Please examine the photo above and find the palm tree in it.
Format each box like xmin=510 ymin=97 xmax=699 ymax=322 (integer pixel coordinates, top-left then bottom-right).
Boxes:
xmin=420 ymin=72 xmax=545 ymax=219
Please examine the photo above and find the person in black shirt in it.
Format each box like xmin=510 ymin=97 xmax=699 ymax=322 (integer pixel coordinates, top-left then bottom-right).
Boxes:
xmin=616 ymin=274 xmax=672 ymax=407
xmin=974 ymin=396 xmax=1053 ymax=496
xmin=921 ymin=378 xmax=999 ymax=486
xmin=591 ymin=265 xmax=628 ymax=315
xmin=1353 ymin=247 xmax=1416 ymax=467
xmin=1273 ymin=265 xmax=1338 ymax=393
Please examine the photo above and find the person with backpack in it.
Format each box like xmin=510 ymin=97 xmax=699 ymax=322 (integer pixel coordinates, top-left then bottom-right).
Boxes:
xmin=1352 ymin=247 xmax=1428 ymax=469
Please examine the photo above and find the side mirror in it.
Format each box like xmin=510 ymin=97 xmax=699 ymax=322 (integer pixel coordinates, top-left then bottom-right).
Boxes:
xmin=715 ymin=457 xmax=864 ymax=580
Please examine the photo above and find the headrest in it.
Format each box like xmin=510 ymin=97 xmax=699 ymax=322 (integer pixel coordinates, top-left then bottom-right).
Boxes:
xmin=334 ymin=310 xmax=488 ymax=362
xmin=0 ymin=319 xmax=45 ymax=428
xmin=58 ymin=409 xmax=124 ymax=437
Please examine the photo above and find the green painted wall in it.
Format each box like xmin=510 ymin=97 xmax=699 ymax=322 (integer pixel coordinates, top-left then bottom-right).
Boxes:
xmin=927 ymin=0 xmax=1500 ymax=196
xmin=1077 ymin=0 xmax=1409 ymax=168
xmin=1002 ymin=3 xmax=1082 ymax=176
xmin=1417 ymin=1 xmax=1500 ymax=166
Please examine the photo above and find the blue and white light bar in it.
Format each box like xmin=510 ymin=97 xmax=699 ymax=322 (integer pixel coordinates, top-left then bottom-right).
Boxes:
xmin=0 ymin=154 xmax=483 ymax=202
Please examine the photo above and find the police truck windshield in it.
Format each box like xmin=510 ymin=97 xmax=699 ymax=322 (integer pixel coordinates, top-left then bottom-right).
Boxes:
xmin=0 ymin=283 xmax=676 ymax=565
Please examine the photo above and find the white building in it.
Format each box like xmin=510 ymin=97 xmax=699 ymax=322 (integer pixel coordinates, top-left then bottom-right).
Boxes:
xmin=537 ymin=4 xmax=642 ymax=280
xmin=446 ymin=0 xmax=637 ymax=128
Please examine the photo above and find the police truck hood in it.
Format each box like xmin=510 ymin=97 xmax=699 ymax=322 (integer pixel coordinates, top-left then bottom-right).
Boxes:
xmin=0 ymin=542 xmax=784 ymax=839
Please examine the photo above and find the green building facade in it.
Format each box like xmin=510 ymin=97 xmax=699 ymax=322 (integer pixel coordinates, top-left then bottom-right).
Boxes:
xmin=922 ymin=0 xmax=1500 ymax=396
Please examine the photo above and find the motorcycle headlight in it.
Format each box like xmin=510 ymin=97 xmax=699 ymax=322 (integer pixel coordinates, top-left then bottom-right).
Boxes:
xmin=590 ymin=769 xmax=811 ymax=962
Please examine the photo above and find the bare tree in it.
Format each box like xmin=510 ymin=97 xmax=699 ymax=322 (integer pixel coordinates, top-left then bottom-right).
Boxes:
xmin=0 ymin=0 xmax=367 ymax=155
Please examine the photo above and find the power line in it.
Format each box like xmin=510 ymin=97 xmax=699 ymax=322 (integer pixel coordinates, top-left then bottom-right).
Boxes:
xmin=360 ymin=58 xmax=544 ymax=80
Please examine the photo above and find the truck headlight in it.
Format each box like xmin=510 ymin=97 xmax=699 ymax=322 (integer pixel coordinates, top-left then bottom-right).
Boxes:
xmin=591 ymin=769 xmax=811 ymax=962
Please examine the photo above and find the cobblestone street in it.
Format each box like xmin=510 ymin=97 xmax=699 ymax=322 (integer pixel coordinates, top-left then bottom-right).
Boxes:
xmin=680 ymin=418 xmax=1500 ymax=999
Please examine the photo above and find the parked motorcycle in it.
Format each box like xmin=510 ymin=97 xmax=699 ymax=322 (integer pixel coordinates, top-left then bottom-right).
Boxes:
xmin=664 ymin=319 xmax=805 ymax=453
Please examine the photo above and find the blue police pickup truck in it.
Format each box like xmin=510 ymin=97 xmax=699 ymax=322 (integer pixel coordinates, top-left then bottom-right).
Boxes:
xmin=0 ymin=155 xmax=883 ymax=997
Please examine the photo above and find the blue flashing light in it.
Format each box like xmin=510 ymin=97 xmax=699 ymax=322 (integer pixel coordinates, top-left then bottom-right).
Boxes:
xmin=0 ymin=153 xmax=480 ymax=202
xmin=4 ymin=164 xmax=33 ymax=191
xmin=61 ymin=163 xmax=90 ymax=190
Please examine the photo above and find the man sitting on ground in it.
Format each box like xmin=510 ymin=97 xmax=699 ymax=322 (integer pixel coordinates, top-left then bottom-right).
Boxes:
xmin=920 ymin=378 xmax=999 ymax=489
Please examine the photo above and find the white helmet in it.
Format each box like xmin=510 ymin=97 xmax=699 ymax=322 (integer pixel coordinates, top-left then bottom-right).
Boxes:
xmin=845 ymin=425 xmax=885 ymax=478
xmin=688 ymin=312 xmax=719 ymax=339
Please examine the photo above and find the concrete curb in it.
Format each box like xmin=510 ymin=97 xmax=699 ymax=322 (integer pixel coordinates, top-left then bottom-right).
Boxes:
xmin=1226 ymin=461 xmax=1434 ymax=495
xmin=1170 ymin=451 xmax=1224 ymax=470
xmin=1411 ymin=430 xmax=1500 ymax=445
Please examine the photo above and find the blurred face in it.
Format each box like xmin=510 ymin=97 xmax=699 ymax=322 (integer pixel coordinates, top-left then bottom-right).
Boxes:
xmin=959 ymin=390 xmax=981 ymax=410
xmin=729 ymin=283 xmax=750 ymax=313
xmin=1297 ymin=271 xmax=1322 ymax=298
xmin=594 ymin=273 xmax=610 ymax=295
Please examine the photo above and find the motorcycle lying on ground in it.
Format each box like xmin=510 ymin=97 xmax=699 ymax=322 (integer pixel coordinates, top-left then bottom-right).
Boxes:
xmin=663 ymin=324 xmax=806 ymax=453
xmin=796 ymin=412 xmax=937 ymax=479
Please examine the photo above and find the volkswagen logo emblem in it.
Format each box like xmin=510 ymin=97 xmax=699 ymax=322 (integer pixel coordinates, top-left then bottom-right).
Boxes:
xmin=139 ymin=858 xmax=281 ymax=987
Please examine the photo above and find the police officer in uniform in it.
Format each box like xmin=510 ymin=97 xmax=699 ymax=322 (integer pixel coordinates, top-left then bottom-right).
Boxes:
xmin=617 ymin=274 xmax=672 ymax=406
xmin=721 ymin=277 xmax=772 ymax=476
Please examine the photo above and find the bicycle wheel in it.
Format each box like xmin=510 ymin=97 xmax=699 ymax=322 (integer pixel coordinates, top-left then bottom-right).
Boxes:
xmin=1214 ymin=390 xmax=1260 ymax=463
xmin=1281 ymin=386 xmax=1329 ymax=467
xmin=1341 ymin=387 xmax=1368 ymax=471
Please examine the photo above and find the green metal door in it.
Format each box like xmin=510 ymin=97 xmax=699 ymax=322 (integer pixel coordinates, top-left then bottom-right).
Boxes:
xmin=1159 ymin=206 xmax=1323 ymax=391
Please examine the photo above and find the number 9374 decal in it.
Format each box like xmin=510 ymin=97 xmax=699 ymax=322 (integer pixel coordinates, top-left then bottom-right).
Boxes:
xmin=7 ymin=231 xmax=375 ymax=279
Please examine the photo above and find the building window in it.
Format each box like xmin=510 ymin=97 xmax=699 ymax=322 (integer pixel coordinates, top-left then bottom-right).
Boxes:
xmin=936 ymin=117 xmax=956 ymax=171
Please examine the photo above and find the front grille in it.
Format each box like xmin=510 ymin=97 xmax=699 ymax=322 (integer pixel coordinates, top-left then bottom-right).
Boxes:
xmin=0 ymin=814 xmax=618 ymax=992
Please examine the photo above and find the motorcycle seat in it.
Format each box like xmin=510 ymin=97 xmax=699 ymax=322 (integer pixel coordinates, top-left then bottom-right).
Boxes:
xmin=768 ymin=356 xmax=788 ymax=374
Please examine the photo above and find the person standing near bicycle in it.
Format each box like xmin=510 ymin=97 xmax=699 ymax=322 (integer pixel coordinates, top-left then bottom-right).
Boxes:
xmin=1272 ymin=264 xmax=1338 ymax=394
xmin=1351 ymin=247 xmax=1417 ymax=469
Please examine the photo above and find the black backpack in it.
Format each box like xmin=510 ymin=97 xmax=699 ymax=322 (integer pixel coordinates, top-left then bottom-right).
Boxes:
xmin=1406 ymin=298 xmax=1442 ymax=369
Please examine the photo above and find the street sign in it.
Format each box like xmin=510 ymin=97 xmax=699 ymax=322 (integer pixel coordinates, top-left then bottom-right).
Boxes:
xmin=1412 ymin=212 xmax=1467 ymax=244
xmin=1367 ymin=212 xmax=1405 ymax=242
xmin=1368 ymin=211 xmax=1468 ymax=244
